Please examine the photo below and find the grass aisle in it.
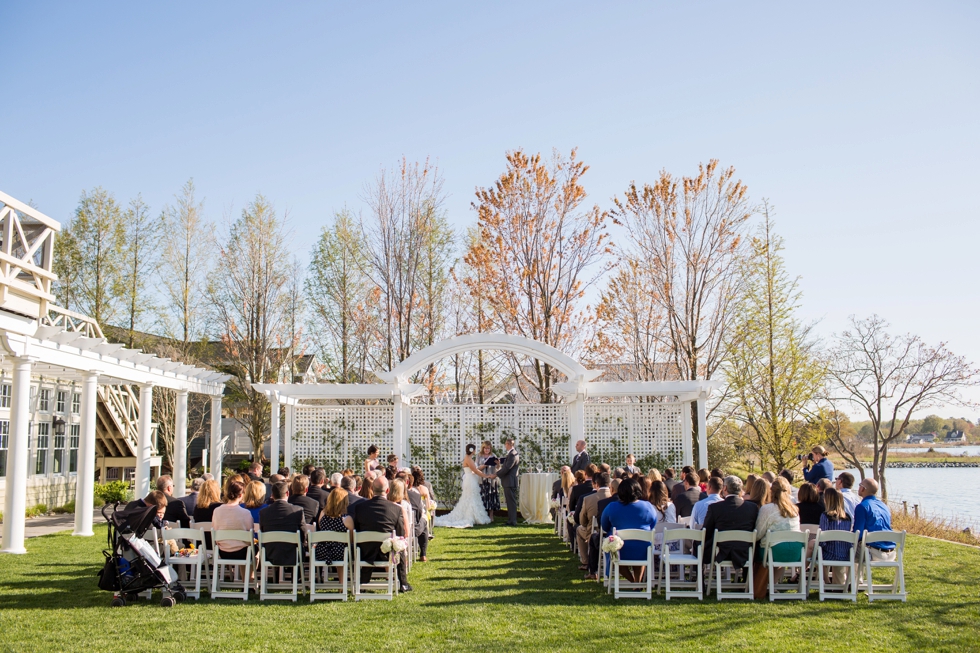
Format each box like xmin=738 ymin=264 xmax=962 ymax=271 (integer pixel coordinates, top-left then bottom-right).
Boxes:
xmin=0 ymin=521 xmax=978 ymax=652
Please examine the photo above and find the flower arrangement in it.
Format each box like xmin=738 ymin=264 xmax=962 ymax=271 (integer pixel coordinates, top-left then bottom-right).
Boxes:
xmin=550 ymin=499 xmax=561 ymax=511
xmin=381 ymin=535 xmax=409 ymax=564
xmin=600 ymin=534 xmax=624 ymax=554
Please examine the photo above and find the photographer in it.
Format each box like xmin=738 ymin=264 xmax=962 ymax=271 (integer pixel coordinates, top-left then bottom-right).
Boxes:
xmin=802 ymin=445 xmax=834 ymax=484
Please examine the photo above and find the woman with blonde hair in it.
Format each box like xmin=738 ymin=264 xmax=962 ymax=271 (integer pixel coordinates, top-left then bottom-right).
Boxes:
xmin=242 ymin=480 xmax=266 ymax=522
xmin=742 ymin=474 xmax=758 ymax=500
xmin=560 ymin=467 xmax=575 ymax=498
xmin=646 ymin=468 xmax=662 ymax=483
xmin=755 ymin=477 xmax=801 ymax=563
xmin=818 ymin=488 xmax=854 ymax=585
xmin=387 ymin=479 xmax=411 ymax=538
xmin=747 ymin=476 xmax=770 ymax=506
xmin=193 ymin=479 xmax=222 ymax=523
xmin=315 ymin=488 xmax=351 ymax=562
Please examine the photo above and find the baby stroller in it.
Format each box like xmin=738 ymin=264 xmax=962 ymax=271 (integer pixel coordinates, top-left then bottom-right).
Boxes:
xmin=98 ymin=502 xmax=186 ymax=607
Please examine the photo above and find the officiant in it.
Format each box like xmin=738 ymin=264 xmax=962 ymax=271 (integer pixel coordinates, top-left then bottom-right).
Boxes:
xmin=477 ymin=440 xmax=501 ymax=520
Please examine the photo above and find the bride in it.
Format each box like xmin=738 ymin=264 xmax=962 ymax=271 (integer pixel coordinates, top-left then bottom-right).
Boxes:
xmin=434 ymin=444 xmax=494 ymax=528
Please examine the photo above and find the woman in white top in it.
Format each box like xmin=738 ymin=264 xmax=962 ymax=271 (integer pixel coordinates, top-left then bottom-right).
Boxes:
xmin=211 ymin=480 xmax=254 ymax=559
xmin=648 ymin=480 xmax=677 ymax=552
xmin=755 ymin=477 xmax=802 ymax=563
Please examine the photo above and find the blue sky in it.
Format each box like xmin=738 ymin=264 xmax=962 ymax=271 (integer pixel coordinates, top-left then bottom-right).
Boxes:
xmin=2 ymin=2 xmax=978 ymax=417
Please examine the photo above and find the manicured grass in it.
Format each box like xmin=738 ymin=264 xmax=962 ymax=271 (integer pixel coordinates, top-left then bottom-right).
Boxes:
xmin=0 ymin=522 xmax=978 ymax=652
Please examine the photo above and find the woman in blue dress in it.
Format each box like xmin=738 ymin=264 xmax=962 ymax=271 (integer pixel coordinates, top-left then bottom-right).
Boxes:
xmin=600 ymin=475 xmax=657 ymax=583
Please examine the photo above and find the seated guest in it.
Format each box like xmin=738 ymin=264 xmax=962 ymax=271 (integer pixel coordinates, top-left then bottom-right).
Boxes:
xmin=762 ymin=471 xmax=777 ymax=484
xmin=670 ymin=466 xmax=694 ymax=501
xmin=388 ymin=479 xmax=412 ymax=540
xmin=330 ymin=472 xmax=344 ymax=490
xmin=710 ymin=468 xmax=725 ymax=479
xmin=306 ymin=469 xmax=330 ymax=511
xmin=349 ymin=476 xmax=411 ymax=592
xmin=576 ymin=471 xmax=611 ymax=574
xmin=662 ymin=468 xmax=678 ymax=494
xmin=315 ymin=487 xmax=350 ymax=562
xmin=277 ymin=467 xmax=290 ymax=478
xmin=568 ymin=466 xmax=595 ymax=518
xmin=193 ymin=479 xmax=222 ymax=523
xmin=691 ymin=476 xmax=724 ymax=529
xmin=359 ymin=477 xmax=375 ymax=500
xmin=246 ymin=461 xmax=264 ymax=485
xmin=155 ymin=475 xmax=190 ymax=528
xmin=600 ymin=476 xmax=657 ymax=583
xmin=646 ymin=468 xmax=662 ymax=483
xmin=125 ymin=490 xmax=169 ymax=529
xmin=696 ymin=469 xmax=709 ymax=498
xmin=178 ymin=477 xmax=204 ymax=518
xmin=853 ymin=478 xmax=895 ymax=560
xmin=624 ymin=454 xmax=641 ymax=475
xmin=302 ymin=463 xmax=316 ymax=478
xmin=755 ymin=477 xmax=802 ymax=564
xmin=259 ymin=481 xmax=306 ymax=566
xmin=403 ymin=473 xmax=430 ymax=561
xmin=742 ymin=474 xmax=758 ymax=500
xmin=552 ymin=466 xmax=571 ymax=500
xmin=266 ymin=474 xmax=285 ymax=504
xmin=342 ymin=476 xmax=364 ymax=513
xmin=818 ymin=487 xmax=854 ymax=586
xmin=588 ymin=478 xmax=621 ymax=577
xmin=703 ymin=476 xmax=759 ymax=571
xmin=287 ymin=474 xmax=320 ymax=524
xmin=835 ymin=472 xmax=859 ymax=519
xmin=212 ymin=481 xmax=254 ymax=560
xmin=673 ymin=472 xmax=702 ymax=519
xmin=746 ymin=477 xmax=771 ymax=507
xmin=242 ymin=480 xmax=267 ymax=522
xmin=803 ymin=445 xmax=834 ymax=484
xmin=816 ymin=477 xmax=833 ymax=498
xmin=779 ymin=470 xmax=798 ymax=500
xmin=648 ymin=480 xmax=676 ymax=553
xmin=558 ymin=468 xmax=575 ymax=501
xmin=795 ymin=482 xmax=823 ymax=525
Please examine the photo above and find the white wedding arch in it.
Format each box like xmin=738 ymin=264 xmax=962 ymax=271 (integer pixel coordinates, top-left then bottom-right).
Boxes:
xmin=253 ymin=333 xmax=719 ymax=504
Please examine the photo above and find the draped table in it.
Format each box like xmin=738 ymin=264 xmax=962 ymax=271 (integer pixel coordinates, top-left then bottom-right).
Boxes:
xmin=519 ymin=472 xmax=558 ymax=524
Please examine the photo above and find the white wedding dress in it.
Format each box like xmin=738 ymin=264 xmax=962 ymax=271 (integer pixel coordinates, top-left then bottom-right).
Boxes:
xmin=434 ymin=467 xmax=492 ymax=528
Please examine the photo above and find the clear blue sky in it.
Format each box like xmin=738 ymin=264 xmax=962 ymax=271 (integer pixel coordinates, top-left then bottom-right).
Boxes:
xmin=2 ymin=2 xmax=978 ymax=418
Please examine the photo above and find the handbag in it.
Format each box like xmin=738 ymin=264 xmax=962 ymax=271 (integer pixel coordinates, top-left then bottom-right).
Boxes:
xmin=752 ymin=560 xmax=768 ymax=599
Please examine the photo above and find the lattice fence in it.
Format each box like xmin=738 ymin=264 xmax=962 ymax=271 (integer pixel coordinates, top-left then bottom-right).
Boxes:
xmin=585 ymin=402 xmax=684 ymax=472
xmin=292 ymin=405 xmax=395 ymax=472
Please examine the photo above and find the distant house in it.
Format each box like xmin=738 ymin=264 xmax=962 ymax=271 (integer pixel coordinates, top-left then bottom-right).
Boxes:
xmin=907 ymin=432 xmax=936 ymax=444
xmin=944 ymin=430 xmax=967 ymax=443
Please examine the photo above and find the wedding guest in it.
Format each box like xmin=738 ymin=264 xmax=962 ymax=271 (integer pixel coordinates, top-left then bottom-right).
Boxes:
xmin=816 ymin=478 xmax=833 ymax=498
xmin=702 ymin=476 xmax=758 ymax=572
xmin=600 ymin=476 xmax=657 ymax=583
xmin=570 ymin=439 xmax=590 ymax=475
xmin=155 ymin=475 xmax=190 ymax=528
xmin=755 ymin=477 xmax=802 ymax=565
xmin=288 ymin=474 xmax=320 ymax=523
xmin=613 ymin=468 xmax=625 ymax=480
xmin=193 ymin=479 xmax=222 ymax=523
xmin=476 ymin=440 xmax=500 ymax=521
xmin=671 ymin=466 xmax=695 ymax=502
xmin=559 ymin=468 xmax=575 ymax=501
xmin=835 ymin=472 xmax=859 ymax=519
xmin=259 ymin=481 xmax=306 ymax=567
xmin=796 ymin=483 xmax=822 ymax=525
xmin=577 ymin=471 xmax=611 ymax=572
xmin=349 ymin=476 xmax=411 ymax=592
xmin=710 ymin=468 xmax=725 ymax=479
xmin=342 ymin=469 xmax=354 ymax=477
xmin=364 ymin=445 xmax=381 ymax=476
xmin=696 ymin=469 xmax=709 ymax=496
xmin=746 ymin=477 xmax=770 ymax=507
xmin=388 ymin=479 xmax=412 ymax=540
xmin=403 ymin=474 xmax=430 ymax=561
xmin=553 ymin=466 xmax=571 ymax=499
xmin=762 ymin=471 xmax=777 ymax=485
xmin=589 ymin=479 xmax=622 ymax=577
xmin=742 ymin=474 xmax=759 ymax=500
xmin=125 ymin=490 xmax=168 ymax=529
xmin=411 ymin=467 xmax=434 ymax=509
xmin=411 ymin=465 xmax=437 ymax=503
xmin=673 ymin=473 xmax=702 ymax=519
xmin=663 ymin=468 xmax=678 ymax=495
xmin=330 ymin=472 xmax=344 ymax=490
xmin=853 ymin=478 xmax=896 ymax=560
xmin=246 ymin=461 xmax=264 ymax=484
xmin=691 ymin=476 xmax=723 ymax=529
xmin=599 ymin=463 xmax=611 ymax=475
xmin=222 ymin=473 xmax=245 ymax=501
xmin=242 ymin=480 xmax=267 ymax=522
xmin=646 ymin=468 xmax=662 ymax=483
xmin=341 ymin=476 xmax=364 ymax=513
xmin=624 ymin=454 xmax=640 ymax=475
xmin=277 ymin=467 xmax=290 ymax=478
xmin=648 ymin=480 xmax=676 ymax=554
xmin=315 ymin=487 xmax=350 ymax=562
xmin=819 ymin=487 xmax=854 ymax=586
xmin=569 ymin=465 xmax=598 ymax=527
xmin=212 ymin=481 xmax=254 ymax=560
xmin=178 ymin=477 xmax=204 ymax=517
xmin=778 ymin=469 xmax=798 ymax=501
xmin=266 ymin=474 xmax=285 ymax=505
xmin=306 ymin=469 xmax=330 ymax=511
xmin=639 ymin=475 xmax=653 ymax=502
xmin=803 ymin=445 xmax=834 ymax=484
xmin=359 ymin=477 xmax=375 ymax=500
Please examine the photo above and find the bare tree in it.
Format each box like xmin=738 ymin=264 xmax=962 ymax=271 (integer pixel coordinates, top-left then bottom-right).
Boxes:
xmin=612 ymin=160 xmax=753 ymax=457
xmin=120 ymin=194 xmax=159 ymax=348
xmin=160 ymin=179 xmax=212 ymax=348
xmin=827 ymin=315 xmax=978 ymax=498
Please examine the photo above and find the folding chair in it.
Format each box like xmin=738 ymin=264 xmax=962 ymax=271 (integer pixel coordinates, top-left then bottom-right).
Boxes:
xmin=706 ymin=530 xmax=755 ymax=600
xmin=765 ymin=530 xmax=808 ymax=601
xmin=257 ymin=531 xmax=304 ymax=601
xmin=659 ymin=528 xmax=705 ymax=600
xmin=811 ymin=530 xmax=858 ymax=602
xmin=137 ymin=526 xmax=163 ymax=599
xmin=163 ymin=527 xmax=206 ymax=599
xmin=678 ymin=516 xmax=691 ymax=526
xmin=193 ymin=521 xmax=214 ymax=588
xmin=611 ymin=528 xmax=655 ymax=600
xmin=353 ymin=531 xmax=396 ymax=601
xmin=652 ymin=523 xmax=686 ymax=590
xmin=210 ymin=530 xmax=254 ymax=600
xmin=308 ymin=531 xmax=349 ymax=601
xmin=860 ymin=530 xmax=906 ymax=602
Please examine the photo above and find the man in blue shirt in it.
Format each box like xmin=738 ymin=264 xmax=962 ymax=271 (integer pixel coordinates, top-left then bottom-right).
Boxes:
xmin=691 ymin=476 xmax=723 ymax=529
xmin=803 ymin=445 xmax=834 ymax=484
xmin=853 ymin=478 xmax=896 ymax=560
xmin=835 ymin=471 xmax=859 ymax=520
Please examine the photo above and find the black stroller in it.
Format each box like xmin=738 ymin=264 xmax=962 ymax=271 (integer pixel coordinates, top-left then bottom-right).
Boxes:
xmin=98 ymin=502 xmax=186 ymax=607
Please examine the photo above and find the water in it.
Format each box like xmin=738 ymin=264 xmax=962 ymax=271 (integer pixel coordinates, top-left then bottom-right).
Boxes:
xmin=845 ymin=467 xmax=980 ymax=525
xmin=892 ymin=445 xmax=980 ymax=456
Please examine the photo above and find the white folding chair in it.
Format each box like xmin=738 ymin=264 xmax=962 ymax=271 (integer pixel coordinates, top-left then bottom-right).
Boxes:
xmin=678 ymin=516 xmax=691 ymax=526
xmin=859 ymin=530 xmax=906 ymax=602
xmin=765 ymin=530 xmax=809 ymax=601
xmin=353 ymin=531 xmax=396 ymax=601
xmin=652 ymin=523 xmax=686 ymax=590
xmin=706 ymin=530 xmax=755 ymax=600
xmin=193 ymin=521 xmax=214 ymax=588
xmin=257 ymin=531 xmax=304 ymax=601
xmin=210 ymin=530 xmax=254 ymax=600
xmin=163 ymin=527 xmax=206 ymax=599
xmin=659 ymin=528 xmax=705 ymax=600
xmin=309 ymin=531 xmax=349 ymax=601
xmin=812 ymin=530 xmax=858 ymax=602
xmin=611 ymin=528 xmax=654 ymax=600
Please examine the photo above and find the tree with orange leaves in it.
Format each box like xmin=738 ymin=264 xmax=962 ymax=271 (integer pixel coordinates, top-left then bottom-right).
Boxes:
xmin=465 ymin=149 xmax=611 ymax=403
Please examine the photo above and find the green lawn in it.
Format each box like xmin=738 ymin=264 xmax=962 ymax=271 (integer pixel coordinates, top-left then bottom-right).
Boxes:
xmin=0 ymin=522 xmax=978 ymax=652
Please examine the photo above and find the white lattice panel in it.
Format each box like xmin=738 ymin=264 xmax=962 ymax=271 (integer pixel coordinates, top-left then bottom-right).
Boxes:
xmin=584 ymin=404 xmax=631 ymax=465
xmin=292 ymin=405 xmax=394 ymax=471
xmin=409 ymin=405 xmax=463 ymax=507
xmin=629 ymin=402 xmax=684 ymax=469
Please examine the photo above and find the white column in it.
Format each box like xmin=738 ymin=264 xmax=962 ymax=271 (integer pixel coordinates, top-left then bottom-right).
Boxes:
xmin=568 ymin=396 xmax=585 ymax=462
xmin=269 ymin=397 xmax=280 ymax=471
xmin=284 ymin=404 xmax=294 ymax=472
xmin=392 ymin=394 xmax=404 ymax=461
xmin=134 ymin=384 xmax=154 ymax=499
xmin=1 ymin=356 xmax=34 ymax=554
xmin=401 ymin=400 xmax=411 ymax=465
xmin=73 ymin=371 xmax=99 ymax=536
xmin=696 ymin=392 xmax=708 ymax=470
xmin=173 ymin=390 xmax=188 ymax=496
xmin=210 ymin=395 xmax=222 ymax=488
xmin=681 ymin=400 xmax=693 ymax=467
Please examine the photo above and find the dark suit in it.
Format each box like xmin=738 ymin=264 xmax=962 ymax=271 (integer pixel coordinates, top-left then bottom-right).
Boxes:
xmin=664 ymin=478 xmax=679 ymax=495
xmin=258 ymin=500 xmax=305 ymax=566
xmin=350 ymin=496 xmax=408 ymax=586
xmin=177 ymin=492 xmax=198 ymax=520
xmin=568 ymin=480 xmax=594 ymax=518
xmin=673 ymin=486 xmax=701 ymax=519
xmin=496 ymin=448 xmax=520 ymax=526
xmin=164 ymin=494 xmax=190 ymax=528
xmin=552 ymin=479 xmax=563 ymax=500
xmin=288 ymin=494 xmax=320 ymax=524
xmin=407 ymin=489 xmax=428 ymax=558
xmin=571 ymin=451 xmax=591 ymax=474
xmin=346 ymin=493 xmax=364 ymax=515
xmin=306 ymin=486 xmax=330 ymax=512
xmin=702 ymin=495 xmax=760 ymax=569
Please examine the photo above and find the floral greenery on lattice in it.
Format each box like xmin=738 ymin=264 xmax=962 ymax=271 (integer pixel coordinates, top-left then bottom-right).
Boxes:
xmin=292 ymin=415 xmax=387 ymax=473
xmin=500 ymin=426 xmax=569 ymax=472
xmin=410 ymin=415 xmax=463 ymax=507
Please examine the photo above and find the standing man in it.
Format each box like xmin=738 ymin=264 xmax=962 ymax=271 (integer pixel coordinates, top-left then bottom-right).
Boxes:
xmin=571 ymin=440 xmax=590 ymax=475
xmin=495 ymin=438 xmax=521 ymax=526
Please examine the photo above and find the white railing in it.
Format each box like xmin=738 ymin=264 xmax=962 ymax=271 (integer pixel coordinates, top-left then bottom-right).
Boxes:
xmin=41 ymin=304 xmax=105 ymax=339
xmin=0 ymin=190 xmax=59 ymax=319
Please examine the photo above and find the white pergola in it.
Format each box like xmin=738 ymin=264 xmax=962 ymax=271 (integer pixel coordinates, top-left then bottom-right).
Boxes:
xmin=254 ymin=333 xmax=721 ymax=467
xmin=0 ymin=191 xmax=229 ymax=554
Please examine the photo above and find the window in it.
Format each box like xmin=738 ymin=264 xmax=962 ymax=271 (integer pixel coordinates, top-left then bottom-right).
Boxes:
xmin=0 ymin=420 xmax=8 ymax=477
xmin=106 ymin=467 xmax=121 ymax=481
xmin=38 ymin=388 xmax=50 ymax=413
xmin=69 ymin=424 xmax=80 ymax=473
xmin=71 ymin=393 xmax=80 ymax=415
xmin=0 ymin=384 xmax=10 ymax=409
xmin=53 ymin=426 xmax=65 ymax=474
xmin=56 ymin=390 xmax=67 ymax=414
xmin=35 ymin=422 xmax=49 ymax=475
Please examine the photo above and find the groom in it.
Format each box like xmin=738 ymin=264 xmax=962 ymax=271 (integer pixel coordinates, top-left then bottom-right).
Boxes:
xmin=495 ymin=438 xmax=520 ymax=526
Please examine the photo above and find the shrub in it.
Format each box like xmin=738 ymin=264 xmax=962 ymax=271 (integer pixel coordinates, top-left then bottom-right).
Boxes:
xmin=94 ymin=481 xmax=130 ymax=505
xmin=51 ymin=500 xmax=76 ymax=514
xmin=25 ymin=504 xmax=48 ymax=518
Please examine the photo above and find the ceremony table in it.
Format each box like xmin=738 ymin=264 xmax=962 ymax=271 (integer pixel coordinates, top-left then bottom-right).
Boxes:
xmin=519 ymin=472 xmax=558 ymax=524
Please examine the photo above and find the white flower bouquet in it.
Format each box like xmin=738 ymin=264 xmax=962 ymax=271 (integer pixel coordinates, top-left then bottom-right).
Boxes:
xmin=550 ymin=499 xmax=561 ymax=511
xmin=600 ymin=534 xmax=624 ymax=553
xmin=381 ymin=535 xmax=409 ymax=563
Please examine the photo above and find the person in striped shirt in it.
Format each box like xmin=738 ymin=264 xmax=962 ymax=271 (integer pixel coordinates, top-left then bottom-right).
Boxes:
xmin=818 ymin=488 xmax=854 ymax=586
